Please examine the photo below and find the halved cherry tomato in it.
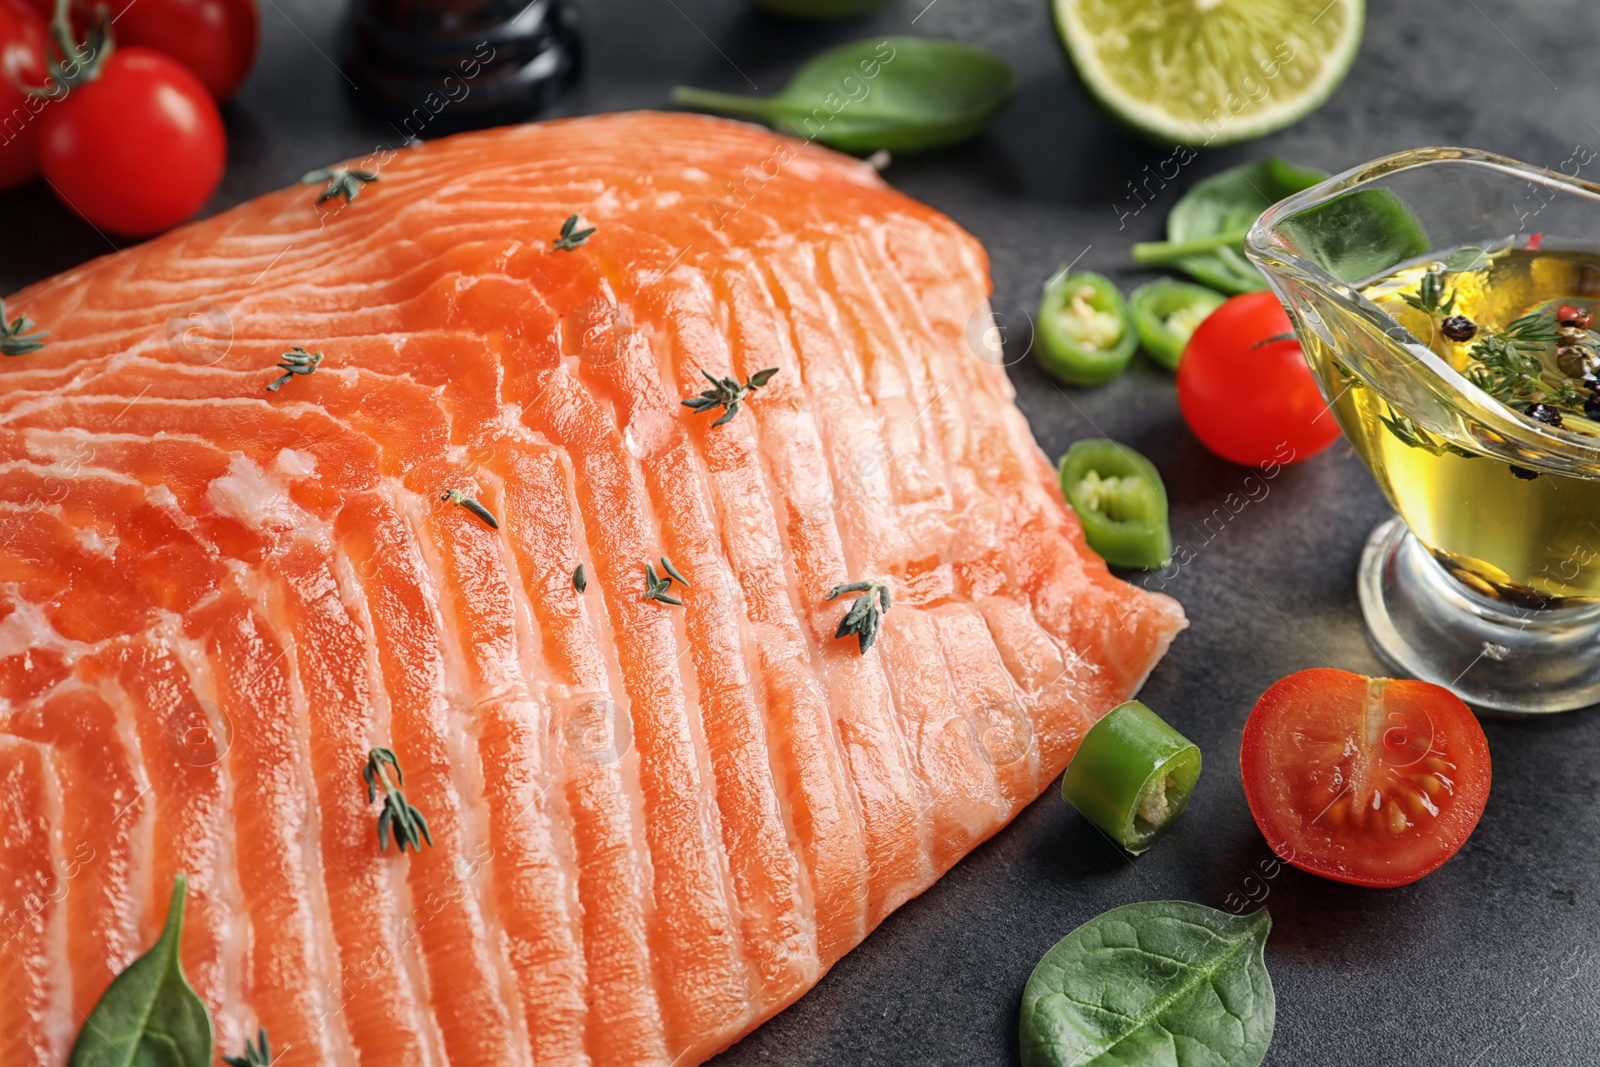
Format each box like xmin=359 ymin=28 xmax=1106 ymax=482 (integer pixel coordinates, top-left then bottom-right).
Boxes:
xmin=112 ymin=0 xmax=259 ymax=101
xmin=1240 ymin=668 xmax=1491 ymax=888
xmin=0 ymin=0 xmax=48 ymax=190
xmin=1176 ymin=290 xmax=1342 ymax=466
xmin=38 ymin=46 xmax=225 ymax=236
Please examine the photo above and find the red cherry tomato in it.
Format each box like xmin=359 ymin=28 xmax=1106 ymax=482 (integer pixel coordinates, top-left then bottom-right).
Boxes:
xmin=1241 ymin=668 xmax=1492 ymax=888
xmin=114 ymin=0 xmax=259 ymax=100
xmin=0 ymin=0 xmax=48 ymax=190
xmin=1176 ymin=291 xmax=1342 ymax=467
xmin=38 ymin=46 xmax=225 ymax=237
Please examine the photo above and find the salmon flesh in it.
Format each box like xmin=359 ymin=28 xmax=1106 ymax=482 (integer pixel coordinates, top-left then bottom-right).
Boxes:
xmin=0 ymin=112 xmax=1184 ymax=1066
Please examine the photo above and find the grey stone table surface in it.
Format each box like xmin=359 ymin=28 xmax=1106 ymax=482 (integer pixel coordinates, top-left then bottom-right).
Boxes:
xmin=4 ymin=1 xmax=1598 ymax=1064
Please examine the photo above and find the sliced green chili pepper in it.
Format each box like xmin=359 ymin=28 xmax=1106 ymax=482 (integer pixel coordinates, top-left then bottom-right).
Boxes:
xmin=1129 ymin=279 xmax=1225 ymax=371
xmin=1058 ymin=439 xmax=1172 ymax=569
xmin=1060 ymin=700 xmax=1201 ymax=854
xmin=1035 ymin=270 xmax=1137 ymax=386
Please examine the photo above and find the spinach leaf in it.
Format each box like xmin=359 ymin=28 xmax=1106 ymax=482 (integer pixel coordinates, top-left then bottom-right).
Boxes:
xmin=1019 ymin=901 xmax=1274 ymax=1067
xmin=671 ymin=37 xmax=1016 ymax=153
xmin=1132 ymin=159 xmax=1328 ymax=293
xmin=68 ymin=874 xmax=214 ymax=1067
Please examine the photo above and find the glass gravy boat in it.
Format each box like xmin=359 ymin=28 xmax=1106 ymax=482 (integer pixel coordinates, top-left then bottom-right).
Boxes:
xmin=1247 ymin=148 xmax=1600 ymax=715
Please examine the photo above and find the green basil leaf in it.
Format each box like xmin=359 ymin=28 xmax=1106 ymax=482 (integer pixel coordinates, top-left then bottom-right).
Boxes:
xmin=671 ymin=37 xmax=1016 ymax=153
xmin=1019 ymin=901 xmax=1274 ymax=1067
xmin=68 ymin=874 xmax=213 ymax=1067
xmin=1132 ymin=159 xmax=1328 ymax=293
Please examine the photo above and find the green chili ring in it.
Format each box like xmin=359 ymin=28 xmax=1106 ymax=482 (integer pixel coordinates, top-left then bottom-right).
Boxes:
xmin=1061 ymin=700 xmax=1202 ymax=854
xmin=1058 ymin=438 xmax=1172 ymax=570
xmin=1129 ymin=279 xmax=1225 ymax=371
xmin=1035 ymin=270 xmax=1137 ymax=386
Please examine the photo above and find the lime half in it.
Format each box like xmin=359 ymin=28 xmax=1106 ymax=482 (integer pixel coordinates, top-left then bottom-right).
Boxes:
xmin=1053 ymin=0 xmax=1364 ymax=146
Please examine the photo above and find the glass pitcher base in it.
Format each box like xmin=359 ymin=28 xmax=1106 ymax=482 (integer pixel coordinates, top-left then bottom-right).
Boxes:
xmin=1358 ymin=516 xmax=1600 ymax=715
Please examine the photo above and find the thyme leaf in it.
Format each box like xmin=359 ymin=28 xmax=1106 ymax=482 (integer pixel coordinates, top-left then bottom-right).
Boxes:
xmin=0 ymin=297 xmax=46 ymax=356
xmin=266 ymin=345 xmax=323 ymax=392
xmin=551 ymin=214 xmax=596 ymax=252
xmin=682 ymin=367 xmax=779 ymax=427
xmin=363 ymin=747 xmax=433 ymax=854
xmin=222 ymin=1027 xmax=272 ymax=1067
xmin=441 ymin=488 xmax=499 ymax=529
xmin=642 ymin=562 xmax=683 ymax=606
xmin=302 ymin=166 xmax=379 ymax=205
xmin=660 ymin=555 xmax=690 ymax=587
xmin=574 ymin=563 xmax=587 ymax=592
xmin=826 ymin=579 xmax=892 ymax=654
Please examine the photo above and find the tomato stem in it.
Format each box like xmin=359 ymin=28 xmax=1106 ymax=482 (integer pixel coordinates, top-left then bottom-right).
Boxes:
xmin=29 ymin=0 xmax=113 ymax=98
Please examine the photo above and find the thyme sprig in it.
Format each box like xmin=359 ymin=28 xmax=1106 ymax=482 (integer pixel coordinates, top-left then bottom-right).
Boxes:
xmin=682 ymin=367 xmax=778 ymax=427
xmin=1464 ymin=310 xmax=1562 ymax=413
xmin=222 ymin=1027 xmax=272 ymax=1067
xmin=642 ymin=561 xmax=684 ymax=606
xmin=266 ymin=346 xmax=323 ymax=391
xmin=363 ymin=747 xmax=433 ymax=854
xmin=826 ymin=579 xmax=892 ymax=654
xmin=302 ymin=166 xmax=379 ymax=205
xmin=1377 ymin=408 xmax=1479 ymax=458
xmin=441 ymin=489 xmax=499 ymax=530
xmin=551 ymin=214 xmax=595 ymax=252
xmin=0 ymin=297 xmax=47 ymax=356
xmin=1400 ymin=268 xmax=1456 ymax=317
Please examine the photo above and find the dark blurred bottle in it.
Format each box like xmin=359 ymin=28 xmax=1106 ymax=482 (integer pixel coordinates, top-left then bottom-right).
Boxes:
xmin=342 ymin=0 xmax=580 ymax=136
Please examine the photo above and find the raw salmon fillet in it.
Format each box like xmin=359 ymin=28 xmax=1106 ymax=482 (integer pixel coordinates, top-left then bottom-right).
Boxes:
xmin=0 ymin=112 xmax=1184 ymax=1066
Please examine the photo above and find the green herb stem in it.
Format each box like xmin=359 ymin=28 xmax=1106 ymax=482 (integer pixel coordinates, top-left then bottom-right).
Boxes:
xmin=670 ymin=86 xmax=775 ymax=120
xmin=1130 ymin=227 xmax=1253 ymax=266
